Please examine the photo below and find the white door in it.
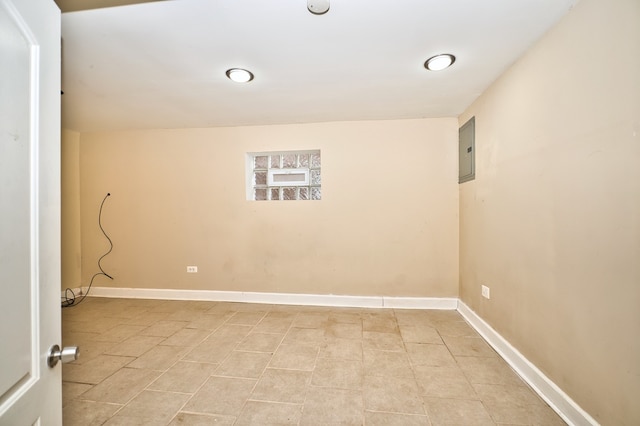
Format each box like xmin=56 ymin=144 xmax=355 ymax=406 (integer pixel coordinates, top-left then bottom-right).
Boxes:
xmin=0 ymin=0 xmax=61 ymax=424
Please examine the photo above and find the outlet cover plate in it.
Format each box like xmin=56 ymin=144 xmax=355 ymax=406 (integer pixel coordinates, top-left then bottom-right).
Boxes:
xmin=481 ymin=285 xmax=490 ymax=299
xmin=187 ymin=266 xmax=198 ymax=273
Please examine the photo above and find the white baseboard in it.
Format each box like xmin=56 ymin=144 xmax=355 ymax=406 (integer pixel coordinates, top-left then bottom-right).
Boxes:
xmin=60 ymin=287 xmax=83 ymax=298
xmin=85 ymin=286 xmax=458 ymax=310
xmin=457 ymin=301 xmax=599 ymax=426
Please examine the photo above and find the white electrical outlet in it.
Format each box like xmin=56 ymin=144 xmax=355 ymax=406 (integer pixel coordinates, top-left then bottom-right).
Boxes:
xmin=186 ymin=266 xmax=198 ymax=273
xmin=481 ymin=285 xmax=490 ymax=299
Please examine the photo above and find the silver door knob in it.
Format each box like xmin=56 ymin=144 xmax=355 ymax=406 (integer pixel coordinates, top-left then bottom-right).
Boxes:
xmin=47 ymin=344 xmax=79 ymax=368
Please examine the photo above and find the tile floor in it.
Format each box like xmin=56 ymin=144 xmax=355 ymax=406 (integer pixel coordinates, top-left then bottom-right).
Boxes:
xmin=61 ymin=297 xmax=566 ymax=425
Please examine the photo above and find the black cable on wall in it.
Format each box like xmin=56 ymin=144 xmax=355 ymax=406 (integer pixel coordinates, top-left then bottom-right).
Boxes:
xmin=62 ymin=193 xmax=114 ymax=308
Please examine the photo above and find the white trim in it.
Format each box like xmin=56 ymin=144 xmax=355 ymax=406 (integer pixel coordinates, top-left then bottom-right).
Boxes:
xmin=60 ymin=287 xmax=83 ymax=299
xmin=268 ymin=168 xmax=309 ymax=186
xmin=85 ymin=286 xmax=457 ymax=310
xmin=383 ymin=296 xmax=457 ymax=310
xmin=457 ymin=301 xmax=599 ymax=426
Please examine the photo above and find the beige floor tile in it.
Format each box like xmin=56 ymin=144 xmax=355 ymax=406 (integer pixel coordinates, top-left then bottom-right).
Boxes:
xmin=363 ymin=330 xmax=405 ymax=351
xmin=78 ymin=367 xmax=161 ymax=404
xmin=363 ymin=375 xmax=425 ymax=415
xmin=182 ymin=300 xmax=219 ymax=311
xmin=296 ymin=305 xmax=334 ymax=314
xmin=251 ymin=368 xmax=311 ymax=403
xmin=325 ymin=321 xmax=363 ymax=339
xmin=208 ymin=324 xmax=254 ymax=342
xmin=263 ymin=309 xmax=299 ymax=318
xmin=300 ymin=387 xmax=364 ymax=425
xmin=456 ymin=356 xmax=525 ymax=386
xmin=182 ymin=339 xmax=237 ymax=363
xmin=138 ymin=320 xmax=189 ymax=337
xmin=119 ymin=299 xmax=161 ymax=308
xmin=182 ymin=376 xmax=257 ymax=416
xmin=365 ymin=410 xmax=432 ymax=425
xmin=147 ymin=300 xmax=201 ymax=313
xmin=363 ymin=309 xmax=396 ymax=319
xmin=476 ymin=384 xmax=565 ymax=425
xmin=329 ymin=310 xmax=363 ymax=324
xmin=62 ymin=354 xmax=135 ymax=384
xmin=422 ymin=310 xmax=464 ymax=322
xmin=66 ymin=340 xmax=114 ymax=365
xmin=203 ymin=303 xmax=241 ymax=315
xmin=236 ymin=331 xmax=284 ymax=352
xmin=127 ymin=344 xmax=191 ymax=370
xmin=442 ymin=335 xmax=498 ymax=357
xmin=526 ymin=404 xmax=567 ymax=425
xmin=62 ymin=400 xmax=122 ymax=426
xmin=269 ymin=343 xmax=319 ymax=370
xmin=405 ymin=343 xmax=456 ymax=367
xmin=62 ymin=382 xmax=93 ymax=407
xmin=414 ymin=365 xmax=478 ymax=399
xmin=292 ymin=312 xmax=329 ymax=329
xmin=121 ymin=311 xmax=170 ymax=326
xmin=168 ymin=412 xmax=236 ymax=425
xmin=283 ymin=327 xmax=326 ymax=344
xmin=214 ymin=302 xmax=266 ymax=313
xmin=101 ymin=415 xmax=158 ymax=425
xmin=160 ymin=327 xmax=211 ymax=347
xmin=216 ymin=350 xmax=272 ymax=378
xmin=399 ymin=324 xmax=443 ymax=344
xmin=483 ymin=402 xmax=567 ymax=425
xmin=363 ymin=315 xmax=399 ymax=333
xmin=148 ymin=361 xmax=219 ymax=393
xmin=95 ymin=306 xmax=150 ymax=320
xmin=227 ymin=310 xmax=267 ymax=325
xmin=166 ymin=309 xmax=208 ymax=322
xmin=104 ymin=335 xmax=164 ymax=357
xmin=63 ymin=319 xmax=118 ymax=335
xmin=423 ymin=397 xmax=495 ymax=426
xmin=473 ymin=383 xmax=545 ymax=406
xmin=363 ymin=349 xmax=414 ymax=378
xmin=186 ymin=314 xmax=229 ymax=330
xmin=235 ymin=400 xmax=303 ymax=425
xmin=394 ymin=309 xmax=439 ymax=327
xmin=62 ymin=307 xmax=108 ymax=323
xmin=62 ymin=298 xmax=564 ymax=426
xmin=434 ymin=320 xmax=479 ymax=337
xmin=62 ymin=329 xmax=100 ymax=346
xmin=107 ymin=390 xmax=191 ymax=424
xmin=311 ymin=357 xmax=364 ymax=389
xmin=92 ymin=324 xmax=148 ymax=343
xmin=319 ymin=337 xmax=363 ymax=360
xmin=253 ymin=316 xmax=294 ymax=333
xmin=264 ymin=306 xmax=300 ymax=315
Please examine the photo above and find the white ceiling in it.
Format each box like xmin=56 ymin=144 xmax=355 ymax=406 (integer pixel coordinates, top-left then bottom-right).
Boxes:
xmin=61 ymin=0 xmax=577 ymax=133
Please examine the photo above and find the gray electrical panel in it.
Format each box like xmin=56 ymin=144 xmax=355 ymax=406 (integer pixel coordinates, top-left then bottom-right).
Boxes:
xmin=458 ymin=116 xmax=475 ymax=183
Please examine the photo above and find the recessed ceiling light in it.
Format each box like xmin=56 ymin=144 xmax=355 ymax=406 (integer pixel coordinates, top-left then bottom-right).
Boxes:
xmin=308 ymin=0 xmax=330 ymax=14
xmin=226 ymin=68 xmax=254 ymax=83
xmin=424 ymin=54 xmax=456 ymax=71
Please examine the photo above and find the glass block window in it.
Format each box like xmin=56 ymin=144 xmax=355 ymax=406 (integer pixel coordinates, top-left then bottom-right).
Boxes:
xmin=248 ymin=150 xmax=321 ymax=201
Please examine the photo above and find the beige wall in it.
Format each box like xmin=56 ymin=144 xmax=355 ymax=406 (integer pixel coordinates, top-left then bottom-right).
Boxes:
xmin=459 ymin=0 xmax=640 ymax=424
xmin=78 ymin=118 xmax=459 ymax=297
xmin=61 ymin=128 xmax=82 ymax=291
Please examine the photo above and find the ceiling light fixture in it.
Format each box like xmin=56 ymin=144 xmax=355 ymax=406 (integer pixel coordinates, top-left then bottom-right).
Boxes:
xmin=307 ymin=0 xmax=330 ymax=15
xmin=424 ymin=54 xmax=456 ymax=71
xmin=226 ymin=68 xmax=254 ymax=83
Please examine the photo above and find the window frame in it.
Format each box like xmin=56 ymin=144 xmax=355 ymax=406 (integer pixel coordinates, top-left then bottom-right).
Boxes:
xmin=246 ymin=150 xmax=321 ymax=201
xmin=267 ymin=168 xmax=310 ymax=187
